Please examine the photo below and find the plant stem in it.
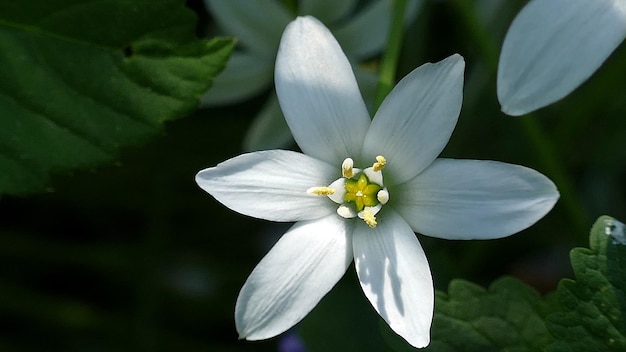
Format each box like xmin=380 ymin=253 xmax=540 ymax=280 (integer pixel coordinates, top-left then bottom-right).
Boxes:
xmin=373 ymin=0 xmax=407 ymax=113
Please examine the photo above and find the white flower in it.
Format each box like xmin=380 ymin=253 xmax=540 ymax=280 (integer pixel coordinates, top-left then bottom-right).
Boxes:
xmin=497 ymin=0 xmax=626 ymax=116
xmin=202 ymin=0 xmax=421 ymax=150
xmin=196 ymin=17 xmax=559 ymax=348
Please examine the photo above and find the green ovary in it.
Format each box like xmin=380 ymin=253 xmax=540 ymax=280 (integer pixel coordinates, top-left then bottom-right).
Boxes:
xmin=344 ymin=174 xmax=380 ymax=211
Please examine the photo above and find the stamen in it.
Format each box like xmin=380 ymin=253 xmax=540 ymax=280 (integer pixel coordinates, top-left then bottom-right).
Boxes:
xmin=342 ymin=158 xmax=354 ymax=178
xmin=307 ymin=186 xmax=335 ymax=196
xmin=313 ymin=156 xmax=389 ymax=228
xmin=337 ymin=205 xmax=357 ymax=219
xmin=327 ymin=178 xmax=347 ymax=204
xmin=372 ymin=155 xmax=386 ymax=172
xmin=360 ymin=209 xmax=377 ymax=228
xmin=377 ymin=189 xmax=389 ymax=204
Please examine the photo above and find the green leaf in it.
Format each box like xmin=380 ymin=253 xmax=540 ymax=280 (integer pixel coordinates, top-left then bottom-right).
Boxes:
xmin=381 ymin=277 xmax=555 ymax=352
xmin=0 ymin=0 xmax=234 ymax=194
xmin=423 ymin=277 xmax=555 ymax=352
xmin=546 ymin=216 xmax=626 ymax=351
xmin=382 ymin=216 xmax=626 ymax=351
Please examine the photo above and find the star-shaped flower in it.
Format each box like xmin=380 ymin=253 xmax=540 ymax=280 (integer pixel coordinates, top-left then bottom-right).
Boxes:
xmin=498 ymin=0 xmax=626 ymax=116
xmin=201 ymin=0 xmax=421 ymax=150
xmin=196 ymin=16 xmax=559 ymax=348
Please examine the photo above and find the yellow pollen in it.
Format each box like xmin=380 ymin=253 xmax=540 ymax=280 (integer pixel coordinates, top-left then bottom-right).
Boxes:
xmin=362 ymin=210 xmax=377 ymax=228
xmin=342 ymin=158 xmax=354 ymax=178
xmin=307 ymin=186 xmax=335 ymax=196
xmin=372 ymin=155 xmax=386 ymax=171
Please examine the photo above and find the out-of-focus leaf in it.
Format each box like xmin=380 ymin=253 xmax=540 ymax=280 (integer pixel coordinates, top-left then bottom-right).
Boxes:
xmin=0 ymin=0 xmax=234 ymax=194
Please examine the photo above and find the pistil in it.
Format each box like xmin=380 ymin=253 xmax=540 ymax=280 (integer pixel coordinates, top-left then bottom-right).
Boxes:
xmin=344 ymin=174 xmax=380 ymax=211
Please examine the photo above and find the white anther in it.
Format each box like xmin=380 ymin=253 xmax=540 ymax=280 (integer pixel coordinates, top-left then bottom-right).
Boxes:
xmin=306 ymin=186 xmax=335 ymax=196
xmin=373 ymin=155 xmax=386 ymax=171
xmin=342 ymin=158 xmax=354 ymax=178
xmin=377 ymin=189 xmax=389 ymax=204
xmin=358 ymin=205 xmax=382 ymax=228
xmin=337 ymin=205 xmax=357 ymax=219
xmin=359 ymin=209 xmax=377 ymax=228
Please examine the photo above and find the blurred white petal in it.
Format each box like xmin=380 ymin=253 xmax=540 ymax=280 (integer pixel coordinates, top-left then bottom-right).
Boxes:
xmin=298 ymin=0 xmax=357 ymax=23
xmin=353 ymin=65 xmax=379 ymax=109
xmin=205 ymin=0 xmax=291 ymax=56
xmin=334 ymin=0 xmax=423 ymax=60
xmin=200 ymin=52 xmax=273 ymax=106
xmin=243 ymin=93 xmax=294 ymax=151
xmin=498 ymin=0 xmax=626 ymax=115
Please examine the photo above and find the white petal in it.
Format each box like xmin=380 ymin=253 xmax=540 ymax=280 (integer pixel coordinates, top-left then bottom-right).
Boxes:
xmin=236 ymin=215 xmax=354 ymax=340
xmin=353 ymin=209 xmax=433 ymax=348
xmin=242 ymin=94 xmax=295 ymax=151
xmin=200 ymin=52 xmax=273 ymax=106
xmin=298 ymin=0 xmax=357 ymax=23
xmin=195 ymin=150 xmax=337 ymax=222
xmin=334 ymin=0 xmax=423 ymax=61
xmin=394 ymin=159 xmax=559 ymax=240
xmin=362 ymin=54 xmax=465 ymax=184
xmin=205 ymin=0 xmax=291 ymax=56
xmin=497 ymin=0 xmax=626 ymax=116
xmin=332 ymin=0 xmax=389 ymax=60
xmin=275 ymin=16 xmax=371 ymax=166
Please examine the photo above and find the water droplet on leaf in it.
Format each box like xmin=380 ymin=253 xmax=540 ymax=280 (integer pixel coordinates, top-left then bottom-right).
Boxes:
xmin=604 ymin=218 xmax=626 ymax=245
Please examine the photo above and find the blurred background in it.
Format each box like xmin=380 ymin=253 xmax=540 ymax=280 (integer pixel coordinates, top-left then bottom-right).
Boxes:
xmin=1 ymin=0 xmax=625 ymax=350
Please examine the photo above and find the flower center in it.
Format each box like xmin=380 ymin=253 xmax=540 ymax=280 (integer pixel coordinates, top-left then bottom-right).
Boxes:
xmin=345 ymin=174 xmax=380 ymax=212
xmin=307 ymin=156 xmax=389 ymax=228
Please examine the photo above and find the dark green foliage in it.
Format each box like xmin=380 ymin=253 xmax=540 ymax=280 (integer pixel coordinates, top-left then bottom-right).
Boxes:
xmin=0 ymin=0 xmax=234 ymax=194
xmin=385 ymin=216 xmax=626 ymax=352
xmin=427 ymin=277 xmax=555 ymax=352
xmin=546 ymin=216 xmax=626 ymax=351
xmin=381 ymin=277 xmax=554 ymax=352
